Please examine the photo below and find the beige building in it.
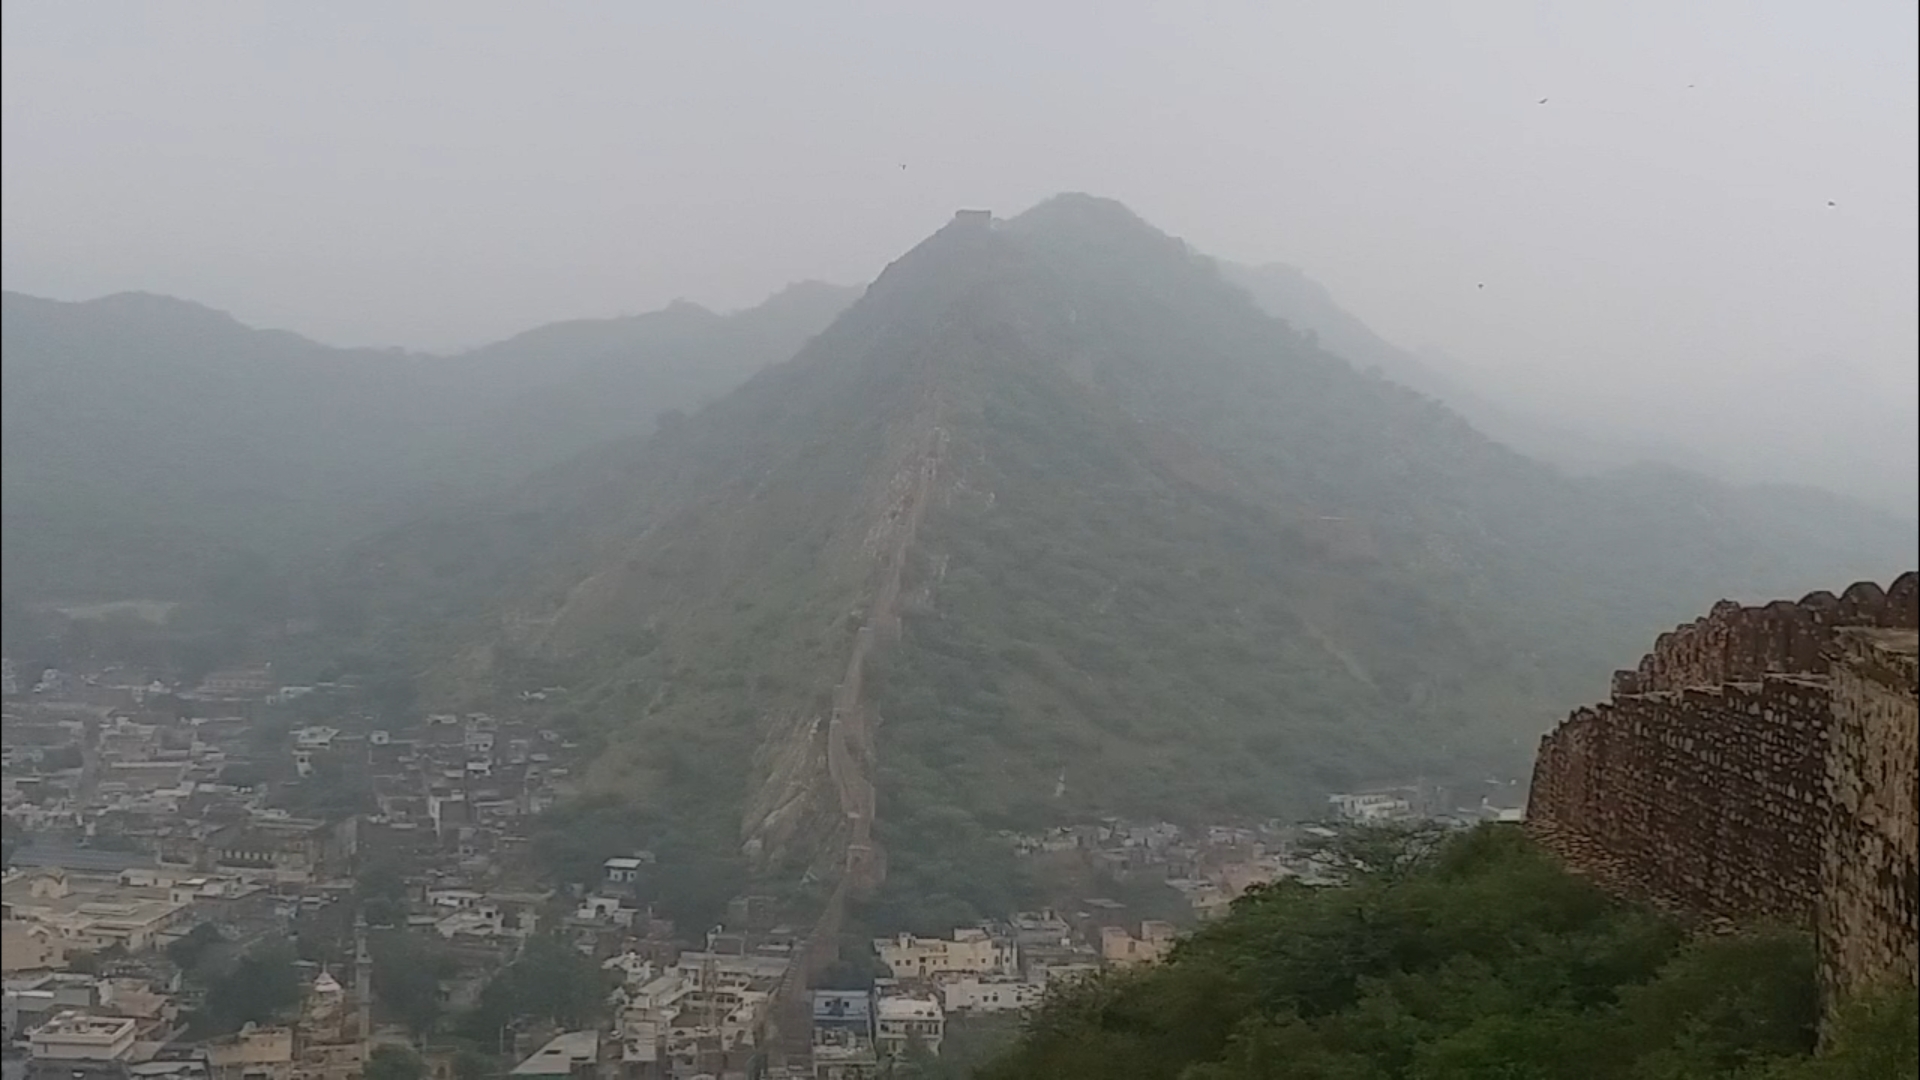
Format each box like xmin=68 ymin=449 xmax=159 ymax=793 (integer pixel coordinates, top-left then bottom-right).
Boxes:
xmin=291 ymin=970 xmax=365 ymax=1080
xmin=2 ymin=919 xmax=68 ymax=972
xmin=4 ymin=868 xmax=196 ymax=955
xmin=1099 ymin=921 xmax=1178 ymax=967
xmin=207 ymin=1024 xmax=295 ymax=1080
xmin=872 ymin=928 xmax=1016 ymax=981
xmin=29 ymin=1011 xmax=138 ymax=1062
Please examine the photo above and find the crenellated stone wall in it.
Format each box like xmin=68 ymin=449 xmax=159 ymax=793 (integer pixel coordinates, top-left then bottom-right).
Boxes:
xmin=1528 ymin=575 xmax=1918 ymax=1011
xmin=1610 ymin=571 xmax=1918 ymax=696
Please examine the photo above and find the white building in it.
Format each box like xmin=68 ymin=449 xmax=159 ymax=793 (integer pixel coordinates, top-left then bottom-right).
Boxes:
xmin=510 ymin=1030 xmax=599 ymax=1077
xmin=1327 ymin=791 xmax=1412 ymax=823
xmin=875 ymin=995 xmax=944 ymax=1057
xmin=290 ymin=727 xmax=339 ymax=751
xmin=30 ymin=1011 xmax=138 ymax=1062
xmin=937 ymin=977 xmax=1043 ymax=1014
xmin=602 ymin=857 xmax=648 ymax=885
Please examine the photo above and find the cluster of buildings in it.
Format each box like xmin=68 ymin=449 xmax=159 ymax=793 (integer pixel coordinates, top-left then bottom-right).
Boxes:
xmin=1002 ymin=785 xmax=1525 ymax=925
xmin=1005 ymin=817 xmax=1326 ymax=921
xmin=787 ymin=910 xmax=1168 ymax=1078
xmin=0 ymin=655 xmax=591 ymax=893
xmin=6 ymin=939 xmax=382 ymax=1080
xmin=0 ymin=649 xmax=1534 ymax=1080
xmin=599 ymin=931 xmax=794 ymax=1078
xmin=0 ymin=659 xmax=593 ymax=1079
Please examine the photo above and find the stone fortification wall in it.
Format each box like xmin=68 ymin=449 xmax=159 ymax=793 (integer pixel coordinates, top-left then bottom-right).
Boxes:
xmin=1819 ymin=628 xmax=1919 ymax=1001
xmin=1528 ymin=677 xmax=1833 ymax=924
xmin=1610 ymin=571 xmax=1917 ymax=696
xmin=1528 ymin=575 xmax=1918 ymax=1008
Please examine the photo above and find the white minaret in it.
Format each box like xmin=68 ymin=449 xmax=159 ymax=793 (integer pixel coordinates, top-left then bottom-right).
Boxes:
xmin=353 ymin=911 xmax=373 ymax=1051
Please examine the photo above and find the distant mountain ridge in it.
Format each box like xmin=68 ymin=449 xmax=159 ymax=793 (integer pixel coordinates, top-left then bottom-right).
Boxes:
xmin=1221 ymin=262 xmax=1919 ymax=516
xmin=1220 ymin=262 xmax=1733 ymax=478
xmin=0 ymin=282 xmax=856 ymax=602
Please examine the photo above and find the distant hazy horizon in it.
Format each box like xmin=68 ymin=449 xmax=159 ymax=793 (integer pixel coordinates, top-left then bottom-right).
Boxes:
xmin=6 ymin=2 xmax=1915 ymax=512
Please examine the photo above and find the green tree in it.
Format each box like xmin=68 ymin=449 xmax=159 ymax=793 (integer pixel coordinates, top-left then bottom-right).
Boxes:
xmin=456 ymin=934 xmax=609 ymax=1041
xmin=203 ymin=941 xmax=302 ymax=1032
xmin=363 ymin=1045 xmax=426 ymax=1080
xmin=979 ymin=825 xmax=1849 ymax=1080
xmin=357 ymin=855 xmax=411 ymax=928
xmin=166 ymin=922 xmax=225 ymax=973
xmin=1755 ymin=985 xmax=1920 ymax=1080
xmin=372 ymin=931 xmax=455 ymax=1037
xmin=451 ymin=1048 xmax=494 ymax=1080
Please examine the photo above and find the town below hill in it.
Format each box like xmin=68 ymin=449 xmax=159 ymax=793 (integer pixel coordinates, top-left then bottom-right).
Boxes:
xmin=4 ymin=649 xmax=1523 ymax=1079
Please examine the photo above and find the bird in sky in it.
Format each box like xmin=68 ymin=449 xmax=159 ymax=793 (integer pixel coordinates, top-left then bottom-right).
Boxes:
xmin=1537 ymin=97 xmax=1549 ymax=104
xmin=1477 ymin=283 xmax=1486 ymax=290
xmin=1827 ymin=201 xmax=1837 ymax=208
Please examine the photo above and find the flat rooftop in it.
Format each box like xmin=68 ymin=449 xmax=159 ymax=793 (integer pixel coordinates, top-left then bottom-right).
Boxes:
xmin=511 ymin=1031 xmax=598 ymax=1076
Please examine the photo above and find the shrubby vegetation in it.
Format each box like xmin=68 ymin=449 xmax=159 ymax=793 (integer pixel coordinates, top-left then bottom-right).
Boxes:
xmin=166 ymin=921 xmax=226 ymax=975
xmin=371 ymin=930 xmax=458 ymax=1037
xmin=456 ymin=934 xmax=611 ymax=1042
xmin=979 ymin=825 xmax=1917 ymax=1080
xmin=527 ymin=796 xmax=746 ymax=929
xmin=363 ymin=1045 xmax=427 ymax=1080
xmin=190 ymin=940 xmax=303 ymax=1036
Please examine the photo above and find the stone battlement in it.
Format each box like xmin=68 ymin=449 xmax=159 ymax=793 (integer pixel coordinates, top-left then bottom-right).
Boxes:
xmin=1610 ymin=571 xmax=1917 ymax=696
xmin=1528 ymin=575 xmax=1918 ymax=1012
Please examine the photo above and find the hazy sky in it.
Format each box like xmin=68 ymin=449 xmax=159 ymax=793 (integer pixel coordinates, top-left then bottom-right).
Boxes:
xmin=5 ymin=2 xmax=1916 ymax=508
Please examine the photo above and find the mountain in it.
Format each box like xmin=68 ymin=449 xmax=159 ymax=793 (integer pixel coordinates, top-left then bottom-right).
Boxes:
xmin=1223 ymin=262 xmax=1920 ymax=517
xmin=0 ymin=283 xmax=854 ymax=603
xmin=1219 ymin=262 xmax=1728 ymax=476
xmin=333 ymin=196 xmax=1914 ymax=922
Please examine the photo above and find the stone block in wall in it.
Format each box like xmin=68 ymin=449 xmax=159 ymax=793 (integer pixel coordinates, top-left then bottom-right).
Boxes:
xmin=1527 ymin=677 xmax=1832 ymax=925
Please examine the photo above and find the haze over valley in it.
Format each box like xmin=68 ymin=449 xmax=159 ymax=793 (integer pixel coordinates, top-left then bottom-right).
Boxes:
xmin=4 ymin=4 xmax=1915 ymax=1078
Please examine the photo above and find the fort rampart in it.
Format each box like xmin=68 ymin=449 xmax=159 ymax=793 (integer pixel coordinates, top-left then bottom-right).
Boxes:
xmin=1527 ymin=573 xmax=1918 ymax=1009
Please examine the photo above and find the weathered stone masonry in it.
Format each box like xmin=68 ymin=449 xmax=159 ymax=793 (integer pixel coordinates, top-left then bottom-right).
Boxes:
xmin=1820 ymin=627 xmax=1919 ymax=1004
xmin=1529 ymin=678 xmax=1835 ymax=923
xmin=1527 ymin=572 xmax=1918 ymax=1006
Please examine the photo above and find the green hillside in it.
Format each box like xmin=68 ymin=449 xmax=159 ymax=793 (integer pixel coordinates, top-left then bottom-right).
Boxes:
xmin=330 ymin=195 xmax=1915 ymax=910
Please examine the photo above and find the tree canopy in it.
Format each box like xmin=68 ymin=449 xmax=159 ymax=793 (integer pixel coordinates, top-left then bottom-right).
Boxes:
xmin=979 ymin=825 xmax=1916 ymax=1080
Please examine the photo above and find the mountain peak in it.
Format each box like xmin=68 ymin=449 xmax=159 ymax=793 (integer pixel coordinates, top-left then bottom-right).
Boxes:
xmin=1013 ymin=191 xmax=1149 ymax=229
xmin=89 ymin=290 xmax=247 ymax=328
xmin=2 ymin=288 xmax=249 ymax=335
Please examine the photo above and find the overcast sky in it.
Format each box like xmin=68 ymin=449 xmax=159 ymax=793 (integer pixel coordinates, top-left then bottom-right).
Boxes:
xmin=4 ymin=2 xmax=1916 ymax=510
